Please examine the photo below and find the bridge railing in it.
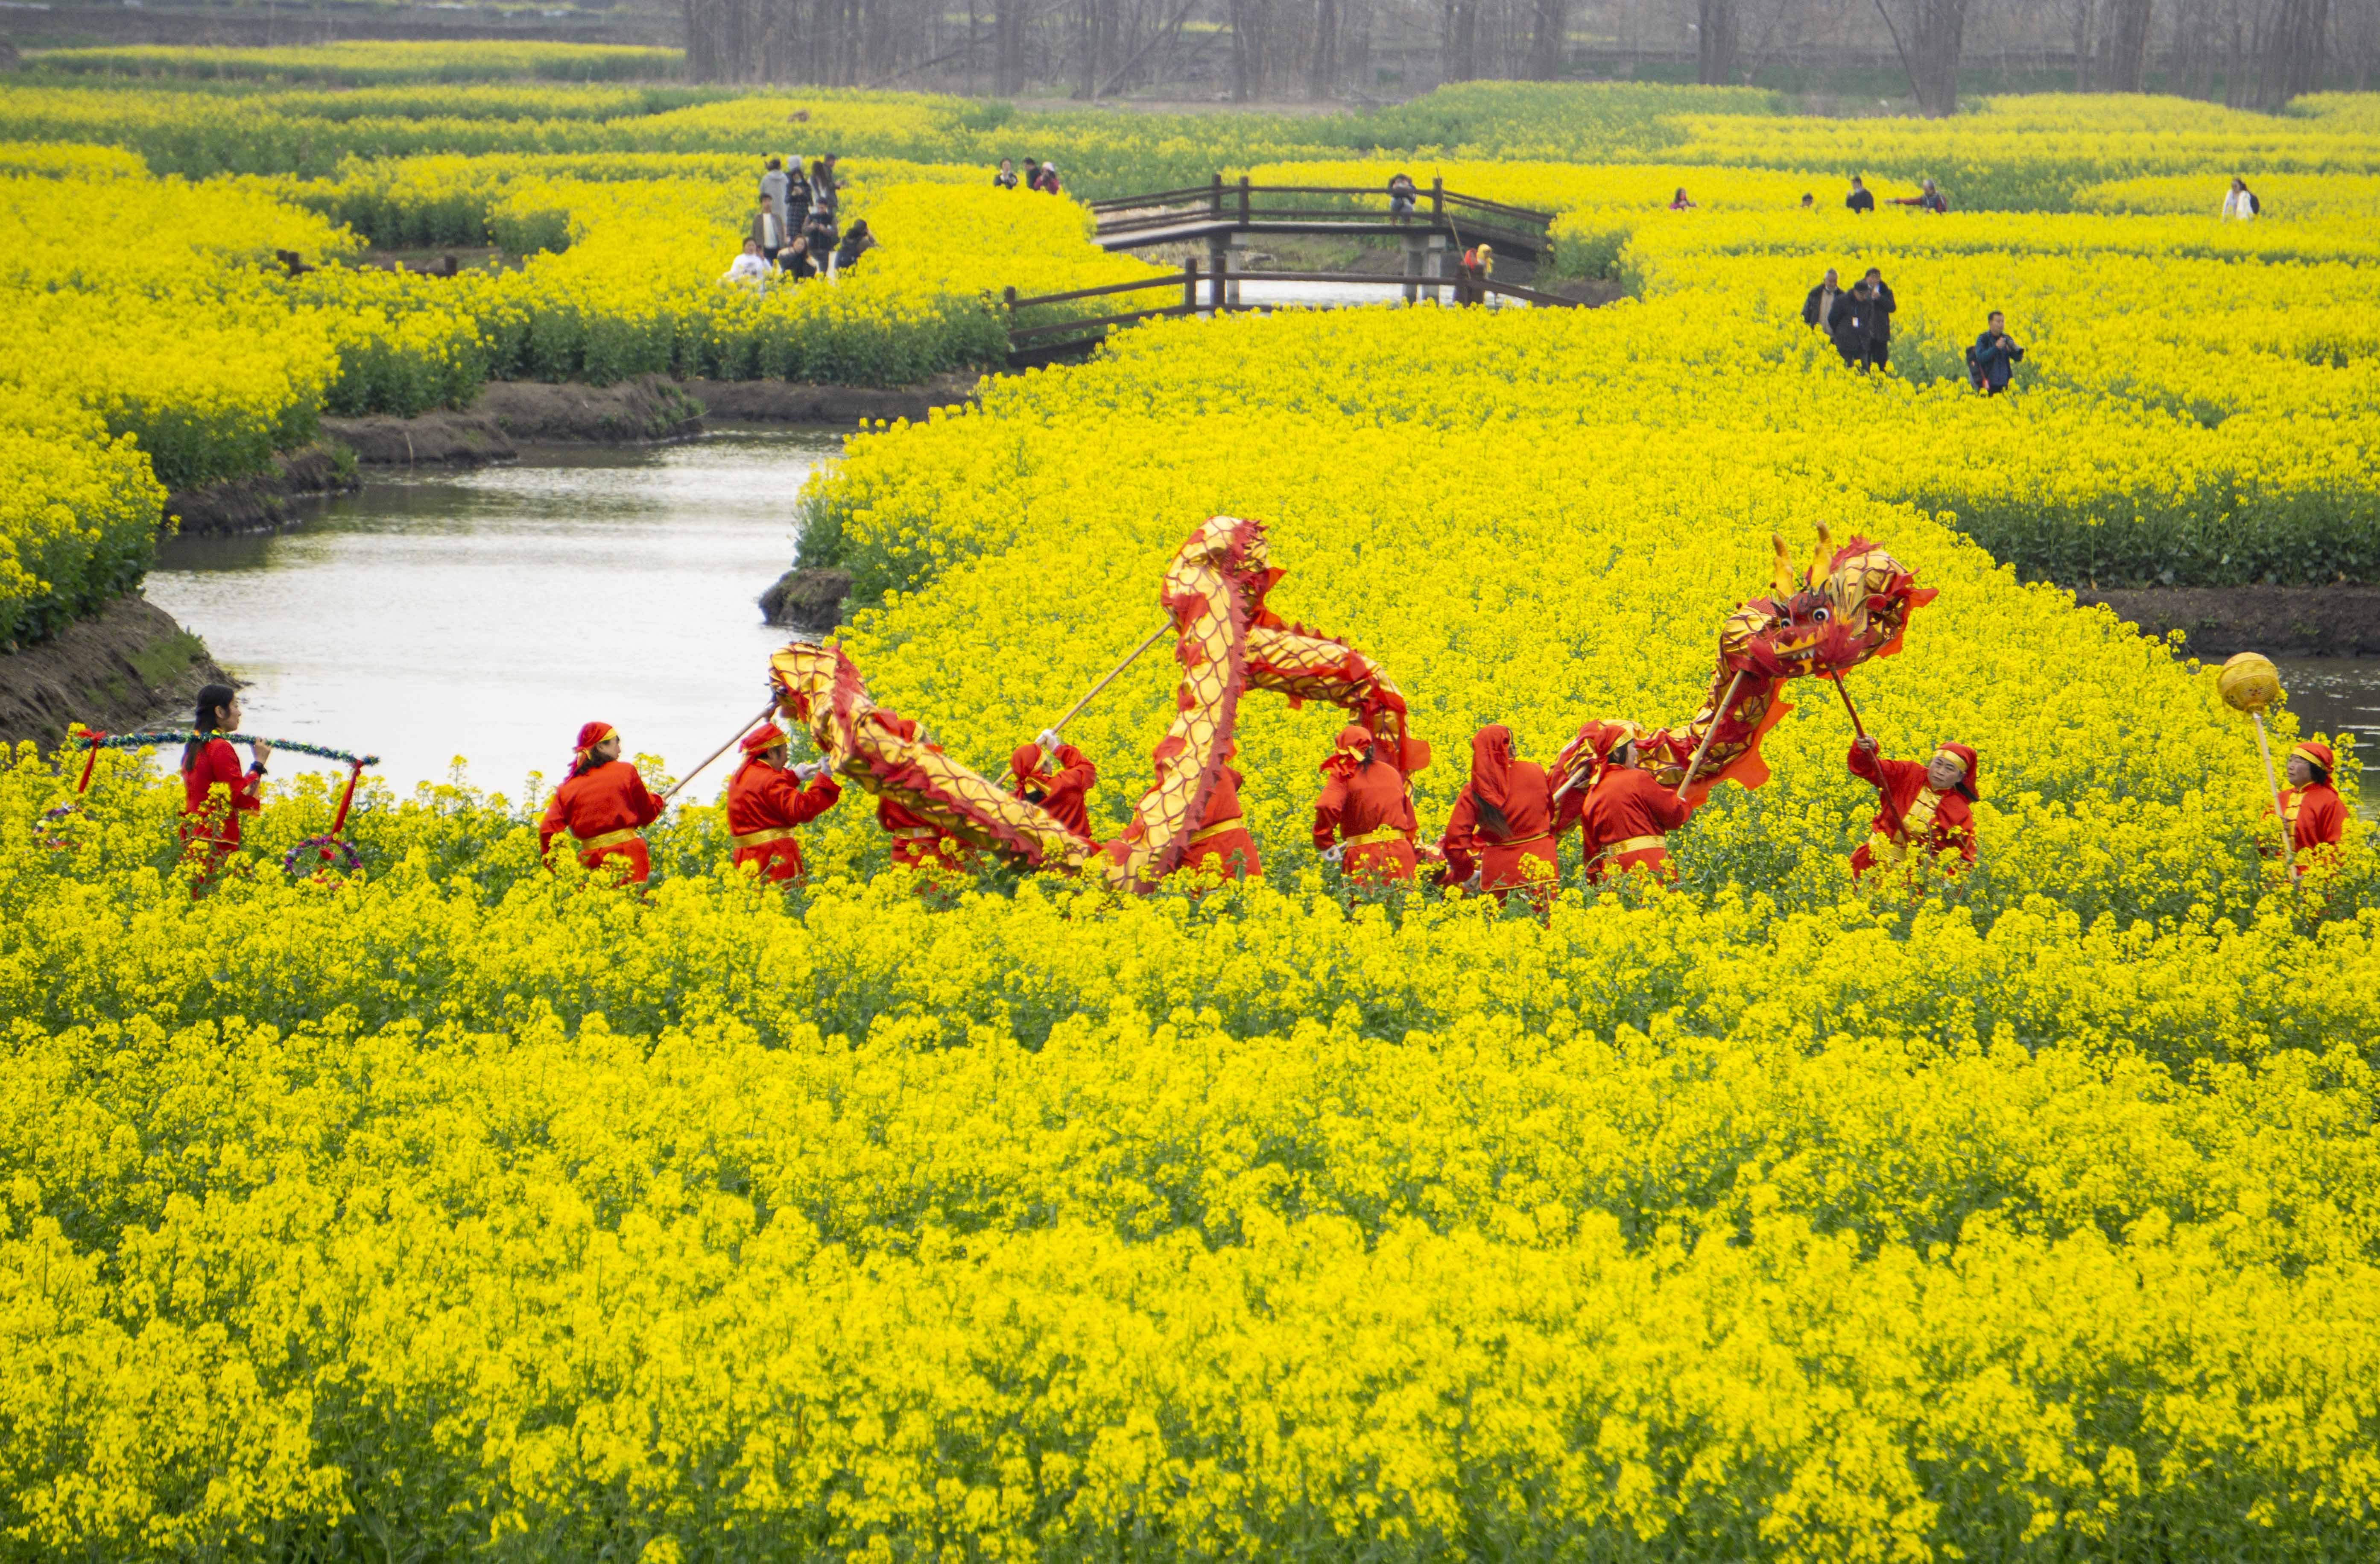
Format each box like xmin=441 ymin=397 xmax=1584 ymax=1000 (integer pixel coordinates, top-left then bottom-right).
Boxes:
xmin=1091 ymin=175 xmax=1556 ymax=253
xmin=1002 ymin=259 xmax=1582 ymax=367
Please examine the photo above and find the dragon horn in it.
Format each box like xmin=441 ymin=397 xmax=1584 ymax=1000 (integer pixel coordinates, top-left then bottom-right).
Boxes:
xmin=1769 ymin=533 xmax=1794 ymax=597
xmin=1808 ymin=523 xmax=1834 ymax=586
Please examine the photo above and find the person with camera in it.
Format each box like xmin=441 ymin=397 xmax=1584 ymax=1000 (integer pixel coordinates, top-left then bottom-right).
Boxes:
xmin=1968 ymin=310 xmax=2025 ymax=394
xmin=1856 ymin=266 xmax=1895 ymax=371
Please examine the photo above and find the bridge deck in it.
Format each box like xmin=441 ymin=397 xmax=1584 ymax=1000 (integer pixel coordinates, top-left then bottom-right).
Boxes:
xmin=1099 ymin=217 xmax=1548 ymax=259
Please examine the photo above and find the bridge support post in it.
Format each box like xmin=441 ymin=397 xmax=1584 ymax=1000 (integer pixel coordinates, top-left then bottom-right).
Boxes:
xmin=1403 ymin=233 xmax=1447 ymax=304
xmin=1224 ymin=232 xmax=1247 ymax=308
xmin=1206 ymin=235 xmax=1229 ymax=312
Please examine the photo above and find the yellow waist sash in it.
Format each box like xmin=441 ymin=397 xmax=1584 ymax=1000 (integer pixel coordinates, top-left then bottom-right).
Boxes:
xmin=731 ymin=825 xmax=798 ymax=849
xmin=1594 ymin=834 xmax=1666 ymax=861
xmin=1344 ymin=826 xmax=1412 ymax=849
xmin=573 ymin=826 xmax=642 ymax=852
xmin=1188 ymin=816 xmax=1247 ymax=846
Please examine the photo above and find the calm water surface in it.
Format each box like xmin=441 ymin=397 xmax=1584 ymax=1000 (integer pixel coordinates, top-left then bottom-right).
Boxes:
xmin=145 ymin=430 xmax=836 ymax=796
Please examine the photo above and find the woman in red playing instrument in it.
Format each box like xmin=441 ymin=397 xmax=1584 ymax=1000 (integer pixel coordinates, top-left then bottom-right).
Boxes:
xmin=1438 ymin=723 xmax=1558 ymax=905
xmin=1314 ymin=721 xmax=1421 ymax=883
xmin=724 ymin=724 xmax=842 ymax=882
xmin=179 ymin=682 xmax=270 ymax=878
xmin=538 ymin=720 xmax=667 ymax=883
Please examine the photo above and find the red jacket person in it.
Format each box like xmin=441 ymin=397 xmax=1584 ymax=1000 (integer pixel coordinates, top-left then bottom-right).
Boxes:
xmin=1848 ymin=736 xmax=1977 ymax=879
xmin=1314 ymin=722 xmax=1421 ymax=882
xmin=1178 ymin=735 xmax=1260 ymax=881
xmin=178 ymin=682 xmax=270 ymax=872
xmin=2268 ymin=740 xmax=2348 ymax=861
xmin=1010 ymin=728 xmax=1098 ymax=844
xmin=539 ymin=720 xmax=667 ymax=883
xmin=725 ymin=724 xmax=841 ymax=881
xmin=1439 ymin=724 xmax=1558 ymax=905
xmin=1567 ymin=724 xmax=1696 ymax=883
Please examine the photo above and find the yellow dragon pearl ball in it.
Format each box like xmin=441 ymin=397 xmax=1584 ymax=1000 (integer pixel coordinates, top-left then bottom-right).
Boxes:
xmin=2217 ymin=651 xmax=2282 ymax=715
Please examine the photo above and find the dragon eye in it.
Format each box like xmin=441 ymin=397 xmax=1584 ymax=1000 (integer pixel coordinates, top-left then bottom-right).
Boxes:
xmin=1813 ymin=607 xmax=1831 ymax=622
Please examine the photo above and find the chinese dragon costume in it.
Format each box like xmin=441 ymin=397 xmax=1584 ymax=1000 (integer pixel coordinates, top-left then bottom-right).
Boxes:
xmin=765 ymin=518 xmax=1933 ymax=892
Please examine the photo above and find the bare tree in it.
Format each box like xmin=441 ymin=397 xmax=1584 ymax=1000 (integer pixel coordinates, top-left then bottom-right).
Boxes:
xmin=1699 ymin=0 xmax=1741 ymax=77
xmin=1874 ymin=0 xmax=1968 ymax=112
xmin=1528 ymin=0 xmax=1570 ymax=75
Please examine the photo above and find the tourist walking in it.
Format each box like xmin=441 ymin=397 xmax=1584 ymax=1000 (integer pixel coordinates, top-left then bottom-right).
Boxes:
xmin=1437 ymin=724 xmax=1558 ymax=907
xmin=994 ymin=158 xmax=1020 ymax=190
xmin=1802 ymin=267 xmax=1845 ymax=333
xmin=2222 ymin=176 xmax=2260 ymax=220
xmin=760 ymin=156 xmax=794 ymax=237
xmin=1968 ymin=311 xmax=2025 ymax=393
xmin=1848 ymin=735 xmax=1976 ymax=880
xmin=1857 ymin=266 xmax=1896 ymax=371
xmin=807 ymin=155 xmax=840 ymax=216
xmin=1845 ymin=175 xmax=1875 ymax=214
xmin=1891 ymin=178 xmax=1949 ymax=213
xmin=539 ymin=722 xmax=667 ymax=883
xmin=1314 ymin=721 xmax=1421 ymax=883
xmin=178 ymin=682 xmax=268 ymax=880
xmin=833 ymin=219 xmax=875 ymax=276
xmin=725 ymin=724 xmax=842 ymax=882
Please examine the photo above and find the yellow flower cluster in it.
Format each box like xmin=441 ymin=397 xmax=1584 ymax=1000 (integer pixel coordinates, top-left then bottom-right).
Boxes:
xmin=32 ymin=40 xmax=687 ymax=85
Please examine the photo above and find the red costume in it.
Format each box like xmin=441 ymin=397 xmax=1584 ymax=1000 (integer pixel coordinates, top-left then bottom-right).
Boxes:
xmin=2268 ymin=741 xmax=2347 ymax=860
xmin=1315 ymin=723 xmax=1420 ymax=882
xmin=1848 ymin=741 xmax=1977 ymax=880
xmin=725 ymin=726 xmax=841 ymax=882
xmin=1178 ymin=739 xmax=1260 ymax=881
xmin=1576 ymin=764 xmax=1695 ymax=882
xmin=1010 ymin=740 xmax=1098 ymax=844
xmin=538 ymin=722 xmax=665 ymax=883
xmin=873 ymin=715 xmax=967 ymax=874
xmin=180 ymin=735 xmax=265 ymax=864
xmin=1439 ymin=725 xmax=1558 ymax=903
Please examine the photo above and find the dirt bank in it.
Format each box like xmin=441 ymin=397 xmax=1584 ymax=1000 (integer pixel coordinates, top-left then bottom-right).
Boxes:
xmin=0 ymin=596 xmax=233 ymax=750
xmin=759 ymin=567 xmax=854 ymax=633
xmin=683 ymin=372 xmax=980 ymax=426
xmin=2074 ymin=585 xmax=2380 ymax=659
xmin=166 ymin=444 xmax=357 ymax=535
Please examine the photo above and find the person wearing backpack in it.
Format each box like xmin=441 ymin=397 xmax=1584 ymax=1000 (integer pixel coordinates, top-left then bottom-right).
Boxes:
xmin=2222 ymin=176 xmax=2261 ymax=220
xmin=1968 ymin=310 xmax=2025 ymax=394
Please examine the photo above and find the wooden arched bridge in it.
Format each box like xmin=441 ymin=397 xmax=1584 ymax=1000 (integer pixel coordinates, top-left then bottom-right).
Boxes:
xmin=1005 ymin=175 xmax=1576 ymax=368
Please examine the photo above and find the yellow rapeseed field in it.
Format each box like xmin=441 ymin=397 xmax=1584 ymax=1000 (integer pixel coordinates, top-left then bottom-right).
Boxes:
xmin=6 ymin=75 xmax=2380 ymax=1560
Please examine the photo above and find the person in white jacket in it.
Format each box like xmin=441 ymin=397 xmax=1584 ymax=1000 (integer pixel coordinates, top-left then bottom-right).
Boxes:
xmin=720 ymin=239 xmax=771 ymax=290
xmin=2222 ymin=176 xmax=2260 ymax=220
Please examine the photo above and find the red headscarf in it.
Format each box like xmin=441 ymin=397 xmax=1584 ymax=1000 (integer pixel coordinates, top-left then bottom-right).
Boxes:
xmin=740 ymin=724 xmax=789 ymax=757
xmin=573 ymin=722 xmax=616 ymax=764
xmin=2293 ymin=741 xmax=2335 ymax=777
xmin=1935 ymin=741 xmax=1980 ymax=800
xmin=1470 ymin=724 xmax=1516 ymax=811
xmin=1320 ymin=723 xmax=1371 ymax=780
xmin=1011 ymin=742 xmax=1047 ymax=785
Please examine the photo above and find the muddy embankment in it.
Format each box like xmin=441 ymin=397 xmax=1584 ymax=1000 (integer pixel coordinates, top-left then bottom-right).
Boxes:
xmin=2072 ymin=586 xmax=2380 ymax=660
xmin=0 ymin=597 xmax=234 ymax=750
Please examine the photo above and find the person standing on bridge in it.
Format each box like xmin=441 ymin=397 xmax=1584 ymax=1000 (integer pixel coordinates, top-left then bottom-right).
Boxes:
xmin=1457 ymin=242 xmax=1494 ymax=305
xmin=1387 ymin=172 xmax=1419 ymax=217
xmin=540 ymin=721 xmax=667 ymax=884
xmin=725 ymin=724 xmax=841 ymax=883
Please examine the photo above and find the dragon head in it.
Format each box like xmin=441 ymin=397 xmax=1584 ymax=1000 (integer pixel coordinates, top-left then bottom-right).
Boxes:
xmin=1721 ymin=525 xmax=1937 ymax=681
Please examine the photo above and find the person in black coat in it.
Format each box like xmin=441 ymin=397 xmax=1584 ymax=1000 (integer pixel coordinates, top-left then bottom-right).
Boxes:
xmin=1846 ymin=175 xmax=1875 ymax=214
xmin=1830 ymin=280 xmax=1872 ymax=367
xmin=1969 ymin=311 xmax=2025 ymax=394
xmin=1802 ymin=268 xmax=1846 ymax=334
xmin=1857 ymin=266 xmax=1895 ymax=370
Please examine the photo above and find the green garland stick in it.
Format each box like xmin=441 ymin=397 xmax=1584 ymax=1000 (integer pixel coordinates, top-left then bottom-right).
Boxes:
xmin=79 ymin=731 xmax=382 ymax=767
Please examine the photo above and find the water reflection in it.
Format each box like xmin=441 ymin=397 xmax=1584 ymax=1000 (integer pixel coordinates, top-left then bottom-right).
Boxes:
xmin=146 ymin=430 xmax=839 ymax=796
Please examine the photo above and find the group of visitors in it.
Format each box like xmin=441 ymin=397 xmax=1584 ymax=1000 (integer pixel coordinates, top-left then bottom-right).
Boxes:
xmin=1843 ymin=174 xmax=1949 ymax=214
xmin=724 ymin=153 xmax=876 ymax=290
xmin=994 ymin=158 xmax=1063 ymax=193
xmin=1802 ymin=266 xmax=2026 ymax=393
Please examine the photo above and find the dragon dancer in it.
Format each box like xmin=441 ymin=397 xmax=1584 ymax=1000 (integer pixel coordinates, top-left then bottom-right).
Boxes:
xmin=1438 ymin=724 xmax=1558 ymax=906
xmin=1314 ymin=721 xmax=1422 ymax=883
xmin=1848 ymin=735 xmax=1977 ymax=881
xmin=540 ymin=721 xmax=667 ymax=884
xmin=1177 ymin=735 xmax=1261 ymax=881
xmin=724 ymin=724 xmax=842 ymax=882
xmin=1009 ymin=729 xmax=1099 ymax=846
xmin=870 ymin=715 xmax=970 ymax=876
xmin=2265 ymin=740 xmax=2347 ymax=867
xmin=1563 ymin=723 xmax=1698 ymax=884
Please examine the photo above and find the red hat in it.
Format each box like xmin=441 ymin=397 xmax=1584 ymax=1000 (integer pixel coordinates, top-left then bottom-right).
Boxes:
xmin=1335 ymin=723 xmax=1370 ymax=752
xmin=1011 ymin=742 xmax=1044 ymax=783
xmin=2293 ymin=741 xmax=2335 ymax=773
xmin=740 ymin=724 xmax=789 ymax=756
xmin=573 ymin=722 xmax=616 ymax=758
xmin=1935 ymin=741 xmax=1979 ymax=798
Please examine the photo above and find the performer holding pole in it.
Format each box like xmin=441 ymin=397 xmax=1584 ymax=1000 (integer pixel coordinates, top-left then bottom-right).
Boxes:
xmin=2266 ymin=741 xmax=2346 ymax=872
xmin=1009 ymin=727 xmax=1099 ymax=846
xmin=1314 ymin=719 xmax=1423 ymax=884
xmin=539 ymin=721 xmax=667 ymax=884
xmin=724 ymin=724 xmax=841 ymax=882
xmin=1568 ymin=723 xmax=1697 ymax=884
xmin=2218 ymin=653 xmax=2324 ymax=886
xmin=1848 ymin=737 xmax=1977 ymax=881
xmin=178 ymin=683 xmax=270 ymax=880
